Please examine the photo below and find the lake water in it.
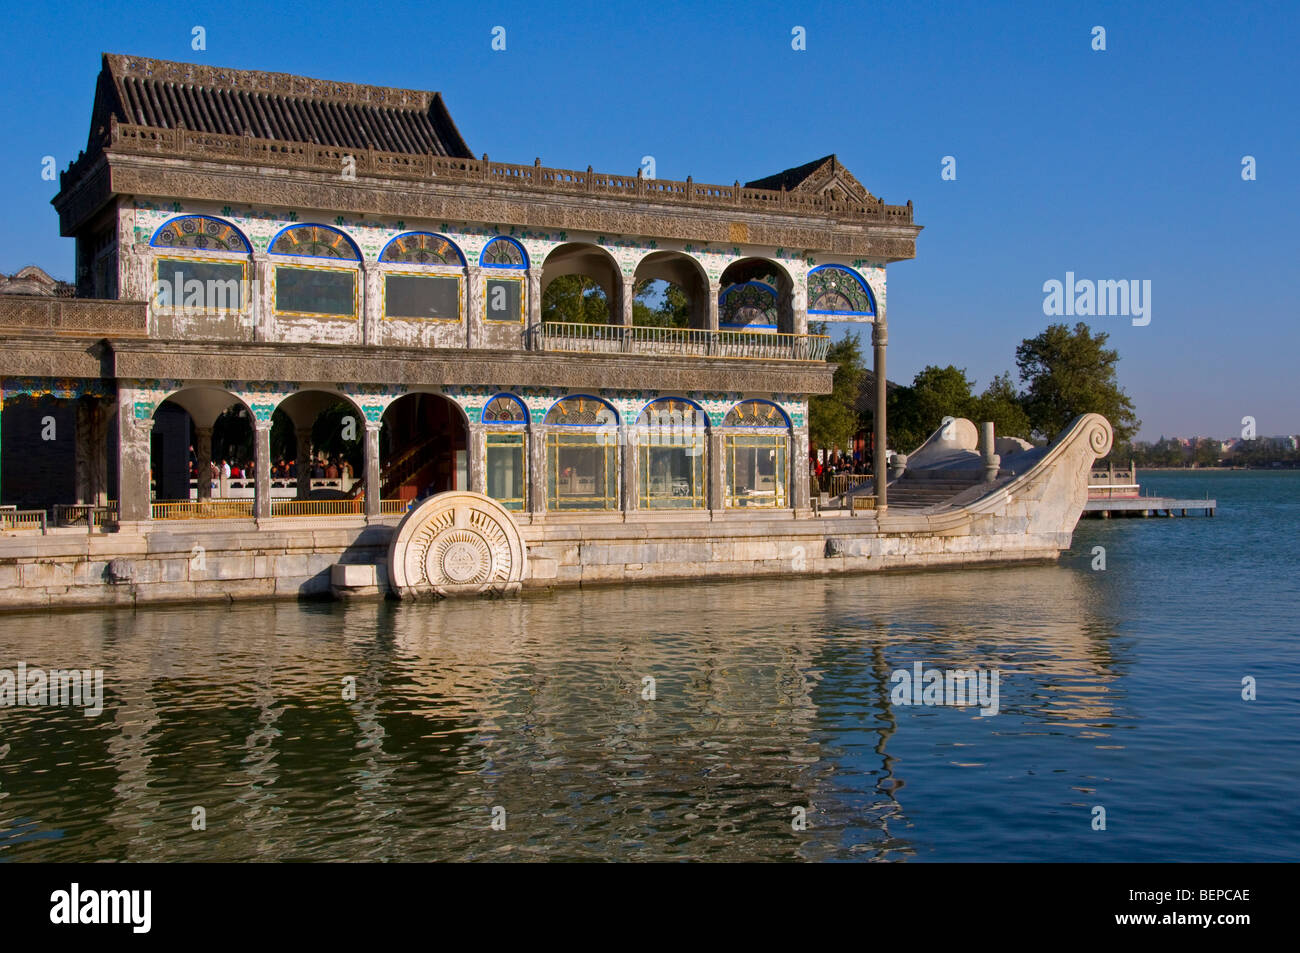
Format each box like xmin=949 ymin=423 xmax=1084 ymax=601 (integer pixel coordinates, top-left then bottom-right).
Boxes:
xmin=1 ymin=471 xmax=1296 ymax=861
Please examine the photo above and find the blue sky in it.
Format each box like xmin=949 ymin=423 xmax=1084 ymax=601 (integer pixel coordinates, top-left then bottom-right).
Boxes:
xmin=1 ymin=0 xmax=1295 ymax=440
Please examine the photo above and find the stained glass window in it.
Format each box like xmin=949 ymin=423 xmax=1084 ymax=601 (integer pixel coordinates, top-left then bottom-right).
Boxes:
xmin=807 ymin=265 xmax=875 ymax=315
xmin=723 ymin=401 xmax=789 ymax=428
xmin=151 ymin=216 xmax=250 ymax=253
xmin=719 ymin=281 xmax=778 ymax=328
xmin=269 ymin=224 xmax=360 ymax=261
xmin=380 ymin=232 xmax=464 ymax=266
xmin=481 ymin=237 xmax=527 ymax=268
xmin=544 ymin=396 xmax=618 ymax=427
xmin=483 ymin=394 xmax=528 ymax=423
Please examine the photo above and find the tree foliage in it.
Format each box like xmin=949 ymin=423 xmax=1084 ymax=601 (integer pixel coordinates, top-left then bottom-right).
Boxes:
xmin=809 ymin=323 xmax=865 ymax=451
xmin=1016 ymin=322 xmax=1140 ymax=444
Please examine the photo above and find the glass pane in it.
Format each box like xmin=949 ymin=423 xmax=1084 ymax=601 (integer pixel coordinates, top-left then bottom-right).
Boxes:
xmin=275 ymin=267 xmax=356 ymax=317
xmin=486 ymin=433 xmax=526 ymax=510
xmin=485 ymin=277 xmax=524 ymax=323
xmin=639 ymin=437 xmax=705 ymax=508
xmin=548 ymin=433 xmax=616 ymax=510
xmin=726 ymin=435 xmax=788 ymax=507
xmin=385 ymin=274 xmax=460 ymax=320
xmin=155 ymin=258 xmax=246 ymax=309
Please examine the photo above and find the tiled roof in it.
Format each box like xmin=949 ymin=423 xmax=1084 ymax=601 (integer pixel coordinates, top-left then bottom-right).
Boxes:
xmin=744 ymin=155 xmax=838 ymax=192
xmin=89 ymin=53 xmax=472 ymax=158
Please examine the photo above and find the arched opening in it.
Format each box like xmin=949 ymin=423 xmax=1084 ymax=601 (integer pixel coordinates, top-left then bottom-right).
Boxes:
xmin=151 ymin=387 xmax=251 ymax=518
xmin=718 ymin=258 xmax=794 ymax=333
xmin=380 ymin=392 xmax=468 ymax=504
xmin=541 ymin=243 xmax=623 ymax=325
xmin=544 ymin=395 xmax=619 ymax=511
xmin=807 ymin=264 xmax=876 ymax=319
xmin=636 ymin=398 xmax=707 ymax=509
xmin=272 ymin=390 xmax=365 ymax=512
xmin=482 ymin=393 xmax=528 ymax=511
xmin=0 ymin=390 xmax=114 ymax=524
xmin=722 ymin=400 xmax=791 ymax=508
xmin=631 ymin=252 xmax=708 ymax=329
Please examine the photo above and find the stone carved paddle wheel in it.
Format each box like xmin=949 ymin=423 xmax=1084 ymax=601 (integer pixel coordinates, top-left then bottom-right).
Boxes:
xmin=387 ymin=492 xmax=527 ymax=598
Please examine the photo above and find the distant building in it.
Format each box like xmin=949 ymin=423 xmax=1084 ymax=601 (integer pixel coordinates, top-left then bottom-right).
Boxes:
xmin=0 ymin=265 xmax=73 ymax=297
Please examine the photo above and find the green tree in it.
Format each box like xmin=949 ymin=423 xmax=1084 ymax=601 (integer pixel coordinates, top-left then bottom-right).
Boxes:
xmin=1016 ymin=322 xmax=1140 ymax=444
xmin=887 ymin=364 xmax=976 ymax=453
xmin=808 ymin=323 xmax=865 ymax=452
xmin=542 ymin=274 xmax=612 ymax=324
xmin=971 ymin=371 xmax=1032 ymax=441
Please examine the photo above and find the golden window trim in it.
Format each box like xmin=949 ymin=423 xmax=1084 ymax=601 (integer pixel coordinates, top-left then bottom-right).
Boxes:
xmin=152 ymin=255 xmax=249 ymax=314
xmin=272 ymin=262 xmax=360 ymax=321
xmin=483 ymin=273 xmax=526 ymax=325
xmin=380 ymin=269 xmax=464 ymax=323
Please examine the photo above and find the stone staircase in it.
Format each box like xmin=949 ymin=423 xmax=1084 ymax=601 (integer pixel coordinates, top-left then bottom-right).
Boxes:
xmin=835 ymin=472 xmax=985 ymax=511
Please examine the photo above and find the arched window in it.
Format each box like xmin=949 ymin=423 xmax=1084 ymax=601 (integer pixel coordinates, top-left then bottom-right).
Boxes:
xmin=380 ymin=232 xmax=465 ymax=266
xmin=151 ymin=215 xmax=250 ymax=253
xmin=807 ymin=265 xmax=875 ymax=317
xmin=544 ymin=396 xmax=618 ymax=511
xmin=722 ymin=401 xmax=789 ymax=508
xmin=482 ymin=394 xmax=528 ymax=511
xmin=719 ymin=281 xmax=778 ymax=330
xmin=480 ymin=236 xmax=527 ymax=268
xmin=270 ymin=225 xmax=359 ymax=320
xmin=269 ymin=224 xmax=361 ymax=261
xmin=636 ymin=398 xmax=706 ymax=509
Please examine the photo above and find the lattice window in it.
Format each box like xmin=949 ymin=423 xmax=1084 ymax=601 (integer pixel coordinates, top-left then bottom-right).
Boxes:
xmin=807 ymin=265 xmax=874 ymax=315
xmin=719 ymin=281 xmax=778 ymax=327
xmin=151 ymin=216 xmax=250 ymax=253
xmin=380 ymin=232 xmax=464 ymax=265
xmin=483 ymin=395 xmax=528 ymax=424
xmin=270 ymin=225 xmax=360 ymax=260
xmin=481 ymin=237 xmax=527 ymax=268
xmin=544 ymin=396 xmax=617 ymax=427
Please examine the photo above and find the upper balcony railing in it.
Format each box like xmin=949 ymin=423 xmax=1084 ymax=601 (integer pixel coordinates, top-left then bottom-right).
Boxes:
xmin=535 ymin=322 xmax=830 ymax=362
xmin=72 ymin=119 xmax=914 ymax=226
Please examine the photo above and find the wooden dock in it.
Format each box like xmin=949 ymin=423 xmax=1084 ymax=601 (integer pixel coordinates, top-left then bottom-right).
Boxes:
xmin=1082 ymin=463 xmax=1215 ymax=518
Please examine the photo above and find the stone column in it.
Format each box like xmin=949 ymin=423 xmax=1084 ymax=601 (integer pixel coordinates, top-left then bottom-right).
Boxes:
xmin=873 ymin=322 xmax=888 ymax=512
xmin=622 ymin=426 xmax=638 ymax=513
xmin=116 ymin=391 xmax=152 ymax=523
xmin=362 ymin=261 xmax=382 ymax=346
xmin=295 ymin=426 xmax=313 ymax=500
xmin=526 ymin=268 xmax=543 ymax=349
xmin=792 ymin=426 xmax=811 ymax=512
xmin=253 ymin=421 xmax=272 ymax=520
xmin=707 ymin=279 xmax=720 ymax=331
xmin=792 ymin=280 xmax=808 ymax=336
xmin=364 ymin=420 xmax=382 ymax=518
xmin=74 ymin=398 xmax=95 ymax=505
xmin=528 ymin=424 xmax=548 ymax=518
xmin=618 ymin=275 xmax=634 ymax=327
xmin=707 ymin=430 xmax=726 ymax=512
xmin=468 ymin=422 xmax=487 ymax=494
xmin=466 ymin=264 xmax=484 ymax=348
xmin=195 ymin=426 xmax=214 ymax=501
xmin=252 ymin=252 xmax=273 ymax=342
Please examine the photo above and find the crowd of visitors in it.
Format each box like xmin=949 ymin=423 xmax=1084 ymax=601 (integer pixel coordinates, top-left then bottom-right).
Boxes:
xmin=811 ymin=451 xmax=869 ymax=480
xmin=182 ymin=445 xmax=354 ymax=486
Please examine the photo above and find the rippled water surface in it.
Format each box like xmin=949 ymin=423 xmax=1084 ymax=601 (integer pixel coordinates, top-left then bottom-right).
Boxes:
xmin=1 ymin=471 xmax=1296 ymax=861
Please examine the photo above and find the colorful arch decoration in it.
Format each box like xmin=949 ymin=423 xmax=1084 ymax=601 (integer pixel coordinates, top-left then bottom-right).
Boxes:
xmin=269 ymin=224 xmax=361 ymax=261
xmin=636 ymin=397 xmax=708 ymax=429
xmin=544 ymin=394 xmax=618 ymax=427
xmin=719 ymin=281 xmax=779 ymax=329
xmin=480 ymin=236 xmax=528 ymax=268
xmin=380 ymin=232 xmax=465 ymax=266
xmin=482 ymin=393 xmax=528 ymax=424
xmin=807 ymin=264 xmax=875 ymax=317
xmin=151 ymin=215 xmax=250 ymax=253
xmin=723 ymin=399 xmax=791 ymax=428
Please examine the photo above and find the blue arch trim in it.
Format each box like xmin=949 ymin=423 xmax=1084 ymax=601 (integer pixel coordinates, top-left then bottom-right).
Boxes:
xmin=636 ymin=395 xmax=709 ymax=426
xmin=268 ymin=223 xmax=362 ymax=261
xmin=723 ymin=398 xmax=792 ymax=428
xmin=481 ymin=392 xmax=528 ymax=423
xmin=379 ymin=231 xmax=466 ymax=266
xmin=479 ymin=236 xmax=529 ymax=269
xmin=150 ymin=215 xmax=252 ymax=253
xmin=807 ymin=264 xmax=876 ymax=316
xmin=544 ymin=393 xmax=619 ymax=426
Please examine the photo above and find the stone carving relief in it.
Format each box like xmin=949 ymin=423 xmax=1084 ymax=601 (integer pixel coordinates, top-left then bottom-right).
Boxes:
xmin=387 ymin=491 xmax=527 ymax=598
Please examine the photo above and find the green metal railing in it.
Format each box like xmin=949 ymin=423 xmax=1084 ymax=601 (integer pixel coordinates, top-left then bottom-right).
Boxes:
xmin=535 ymin=322 xmax=830 ymax=362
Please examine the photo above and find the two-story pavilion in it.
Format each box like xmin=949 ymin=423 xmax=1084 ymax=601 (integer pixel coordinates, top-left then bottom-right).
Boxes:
xmin=3 ymin=53 xmax=920 ymax=531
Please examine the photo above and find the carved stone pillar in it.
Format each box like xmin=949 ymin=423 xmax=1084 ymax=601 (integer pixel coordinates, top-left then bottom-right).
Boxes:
xmin=466 ymin=264 xmax=484 ymax=348
xmin=793 ymin=280 xmax=808 ymax=336
xmin=873 ymin=322 xmax=888 ymax=512
xmin=116 ymin=392 xmax=152 ymax=523
xmin=707 ymin=279 xmax=720 ymax=331
xmin=195 ymin=426 xmax=214 ymax=501
xmin=792 ymin=425 xmax=810 ymax=512
xmin=528 ymin=423 xmax=548 ymax=518
xmin=707 ymin=430 xmax=725 ymax=512
xmin=468 ymin=422 xmax=486 ymax=494
xmin=252 ymin=252 xmax=273 ymax=343
xmin=622 ymin=426 xmax=638 ymax=513
xmin=526 ymin=268 xmax=542 ymax=349
xmin=253 ymin=421 xmax=272 ymax=520
xmin=364 ymin=420 xmax=382 ymax=518
xmin=362 ymin=261 xmax=382 ymax=346
xmin=618 ymin=275 xmax=634 ymax=327
xmin=295 ymin=426 xmax=312 ymax=500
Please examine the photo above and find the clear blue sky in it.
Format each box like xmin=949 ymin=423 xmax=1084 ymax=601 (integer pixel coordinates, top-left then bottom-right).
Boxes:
xmin=2 ymin=0 xmax=1295 ymax=440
